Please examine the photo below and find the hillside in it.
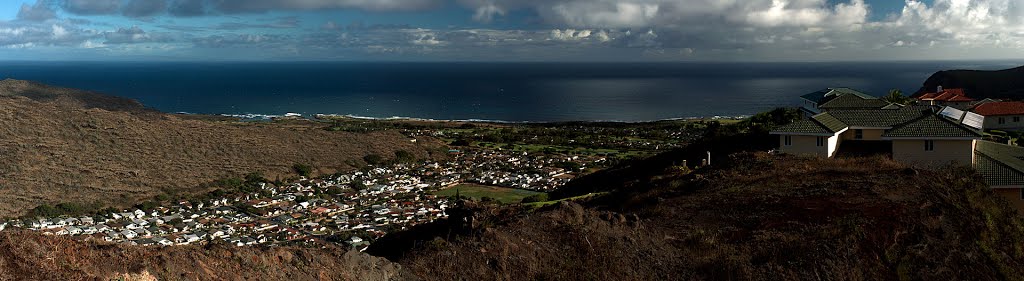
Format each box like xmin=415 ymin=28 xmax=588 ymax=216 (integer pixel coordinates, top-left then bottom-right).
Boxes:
xmin=378 ymin=153 xmax=1024 ymax=280
xmin=0 ymin=79 xmax=445 ymax=215
xmin=0 ymin=231 xmax=408 ymax=280
xmin=916 ymin=65 xmax=1024 ymax=98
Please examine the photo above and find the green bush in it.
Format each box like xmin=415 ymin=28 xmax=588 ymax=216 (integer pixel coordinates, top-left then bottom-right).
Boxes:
xmin=521 ymin=193 xmax=550 ymax=203
xmin=292 ymin=164 xmax=313 ymax=177
xmin=363 ymin=154 xmax=385 ymax=165
xmin=395 ymin=150 xmax=416 ymax=163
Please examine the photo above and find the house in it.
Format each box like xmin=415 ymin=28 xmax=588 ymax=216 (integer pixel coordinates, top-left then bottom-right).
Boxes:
xmin=881 ymin=113 xmax=982 ymax=167
xmin=973 ymin=101 xmax=1024 ymax=131
xmin=916 ymin=86 xmax=974 ymax=109
xmin=775 ymin=92 xmax=984 ymax=168
xmin=771 ymin=113 xmax=846 ymax=158
xmin=777 ymin=88 xmax=1024 ymax=213
xmin=975 ymin=141 xmax=1024 ymax=211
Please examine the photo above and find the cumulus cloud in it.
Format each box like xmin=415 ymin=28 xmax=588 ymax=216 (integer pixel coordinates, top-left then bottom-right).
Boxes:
xmin=192 ymin=33 xmax=291 ymax=48
xmin=0 ymin=21 xmax=93 ymax=48
xmin=104 ymin=26 xmax=176 ymax=44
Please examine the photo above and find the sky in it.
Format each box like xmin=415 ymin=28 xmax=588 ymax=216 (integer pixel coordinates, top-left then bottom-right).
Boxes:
xmin=0 ymin=0 xmax=1022 ymax=61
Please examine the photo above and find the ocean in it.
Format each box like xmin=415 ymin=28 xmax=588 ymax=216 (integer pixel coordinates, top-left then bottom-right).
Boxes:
xmin=1 ymin=61 xmax=1021 ymax=122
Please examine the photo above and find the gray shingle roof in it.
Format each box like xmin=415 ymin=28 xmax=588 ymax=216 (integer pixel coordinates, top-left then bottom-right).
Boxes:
xmin=975 ymin=141 xmax=1024 ymax=186
xmin=881 ymin=114 xmax=983 ymax=138
xmin=799 ymin=87 xmax=875 ymax=104
xmin=771 ymin=112 xmax=847 ymax=135
xmin=818 ymin=94 xmax=892 ymax=109
xmin=828 ymin=106 xmax=930 ymax=128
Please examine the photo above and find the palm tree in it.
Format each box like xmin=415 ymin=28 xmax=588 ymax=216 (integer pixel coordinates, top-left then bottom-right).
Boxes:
xmin=883 ymin=89 xmax=911 ymax=105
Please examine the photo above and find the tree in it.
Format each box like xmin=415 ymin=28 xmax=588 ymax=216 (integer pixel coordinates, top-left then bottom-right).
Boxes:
xmin=521 ymin=193 xmax=549 ymax=203
xmin=883 ymin=89 xmax=911 ymax=105
xmin=363 ymin=154 xmax=384 ymax=165
xmin=292 ymin=164 xmax=313 ymax=177
xmin=394 ymin=150 xmax=415 ymax=163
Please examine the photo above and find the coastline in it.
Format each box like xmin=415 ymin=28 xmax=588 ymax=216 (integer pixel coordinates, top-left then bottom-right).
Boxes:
xmin=197 ymin=112 xmax=751 ymax=124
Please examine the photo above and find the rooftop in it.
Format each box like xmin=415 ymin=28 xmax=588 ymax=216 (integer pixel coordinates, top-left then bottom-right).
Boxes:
xmin=771 ymin=112 xmax=847 ymax=135
xmin=918 ymin=88 xmax=973 ymax=102
xmin=827 ymin=106 xmax=930 ymax=128
xmin=881 ymin=114 xmax=983 ymax=139
xmin=975 ymin=141 xmax=1024 ymax=187
xmin=800 ymin=88 xmax=875 ymax=104
xmin=973 ymin=101 xmax=1024 ymax=116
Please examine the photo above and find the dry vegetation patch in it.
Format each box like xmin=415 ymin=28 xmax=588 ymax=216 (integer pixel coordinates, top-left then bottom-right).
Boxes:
xmin=396 ymin=153 xmax=1024 ymax=280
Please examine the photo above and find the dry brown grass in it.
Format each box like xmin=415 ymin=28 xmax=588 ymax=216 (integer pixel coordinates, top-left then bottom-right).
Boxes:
xmin=0 ymin=79 xmax=446 ymax=215
xmin=0 ymin=231 xmax=408 ymax=281
xmin=396 ymin=153 xmax=1024 ymax=280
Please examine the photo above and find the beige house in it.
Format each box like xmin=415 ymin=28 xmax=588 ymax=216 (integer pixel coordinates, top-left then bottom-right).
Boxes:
xmin=881 ymin=114 xmax=981 ymax=167
xmin=773 ymin=113 xmax=847 ymax=158
xmin=973 ymin=101 xmax=1024 ymax=131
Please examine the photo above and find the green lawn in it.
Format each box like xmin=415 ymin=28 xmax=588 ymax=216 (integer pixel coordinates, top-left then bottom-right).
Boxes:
xmin=433 ymin=184 xmax=542 ymax=204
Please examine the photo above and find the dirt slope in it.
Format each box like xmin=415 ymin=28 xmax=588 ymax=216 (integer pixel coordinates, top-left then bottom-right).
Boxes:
xmin=0 ymin=79 xmax=445 ymax=215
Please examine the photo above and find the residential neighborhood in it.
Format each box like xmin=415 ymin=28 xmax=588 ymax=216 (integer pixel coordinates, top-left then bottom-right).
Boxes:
xmin=775 ymin=86 xmax=1024 ymax=212
xmin=3 ymin=145 xmax=603 ymax=250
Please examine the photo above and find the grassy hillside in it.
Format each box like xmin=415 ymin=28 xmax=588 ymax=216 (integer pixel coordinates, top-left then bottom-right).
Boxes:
xmin=385 ymin=153 xmax=1024 ymax=280
xmin=0 ymin=79 xmax=446 ymax=215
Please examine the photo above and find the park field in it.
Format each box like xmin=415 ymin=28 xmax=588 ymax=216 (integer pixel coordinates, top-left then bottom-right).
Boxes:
xmin=432 ymin=184 xmax=542 ymax=204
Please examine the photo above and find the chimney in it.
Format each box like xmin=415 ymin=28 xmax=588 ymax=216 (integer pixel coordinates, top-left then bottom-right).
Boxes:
xmin=937 ymin=85 xmax=943 ymax=93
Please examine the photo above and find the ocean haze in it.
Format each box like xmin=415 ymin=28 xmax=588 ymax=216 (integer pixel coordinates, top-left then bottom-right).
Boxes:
xmin=1 ymin=61 xmax=1021 ymax=122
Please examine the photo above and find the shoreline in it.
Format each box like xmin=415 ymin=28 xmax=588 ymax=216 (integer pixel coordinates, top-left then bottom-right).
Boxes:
xmin=183 ymin=112 xmax=752 ymax=124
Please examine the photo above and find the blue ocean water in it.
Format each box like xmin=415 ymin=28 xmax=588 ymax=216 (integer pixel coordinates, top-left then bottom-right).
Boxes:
xmin=1 ymin=61 xmax=1021 ymax=122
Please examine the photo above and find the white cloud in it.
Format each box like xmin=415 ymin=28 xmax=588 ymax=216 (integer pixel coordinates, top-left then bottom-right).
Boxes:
xmin=52 ymin=24 xmax=69 ymax=39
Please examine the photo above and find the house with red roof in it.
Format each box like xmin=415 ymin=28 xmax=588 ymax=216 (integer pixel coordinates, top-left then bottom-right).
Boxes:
xmin=973 ymin=101 xmax=1024 ymax=131
xmin=916 ymin=86 xmax=974 ymax=109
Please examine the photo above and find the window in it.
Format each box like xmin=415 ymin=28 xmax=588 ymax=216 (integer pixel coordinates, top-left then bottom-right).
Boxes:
xmin=924 ymin=140 xmax=935 ymax=151
xmin=784 ymin=136 xmax=792 ymax=146
xmin=854 ymin=129 xmax=863 ymax=140
xmin=1015 ymin=116 xmax=1021 ymax=123
xmin=816 ymin=136 xmax=825 ymax=147
xmin=1000 ymin=117 xmax=1006 ymax=124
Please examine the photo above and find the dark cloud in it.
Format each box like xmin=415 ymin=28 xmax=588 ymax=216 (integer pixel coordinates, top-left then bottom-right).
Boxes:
xmin=122 ymin=0 xmax=168 ymax=17
xmin=210 ymin=0 xmax=441 ymax=13
xmin=63 ymin=0 xmax=120 ymax=15
xmin=169 ymin=0 xmax=206 ymax=16
xmin=17 ymin=1 xmax=58 ymax=22
xmin=211 ymin=16 xmax=300 ymax=30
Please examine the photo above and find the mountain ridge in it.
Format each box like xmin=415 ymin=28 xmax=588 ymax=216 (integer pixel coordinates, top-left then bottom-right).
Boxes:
xmin=915 ymin=65 xmax=1024 ymax=98
xmin=0 ymin=79 xmax=445 ymax=215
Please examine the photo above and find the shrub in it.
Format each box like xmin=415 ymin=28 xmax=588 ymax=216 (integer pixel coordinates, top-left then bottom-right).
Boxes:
xmin=292 ymin=164 xmax=313 ymax=177
xmin=363 ymin=154 xmax=384 ymax=165
xmin=395 ymin=150 xmax=416 ymax=163
xmin=521 ymin=193 xmax=550 ymax=203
